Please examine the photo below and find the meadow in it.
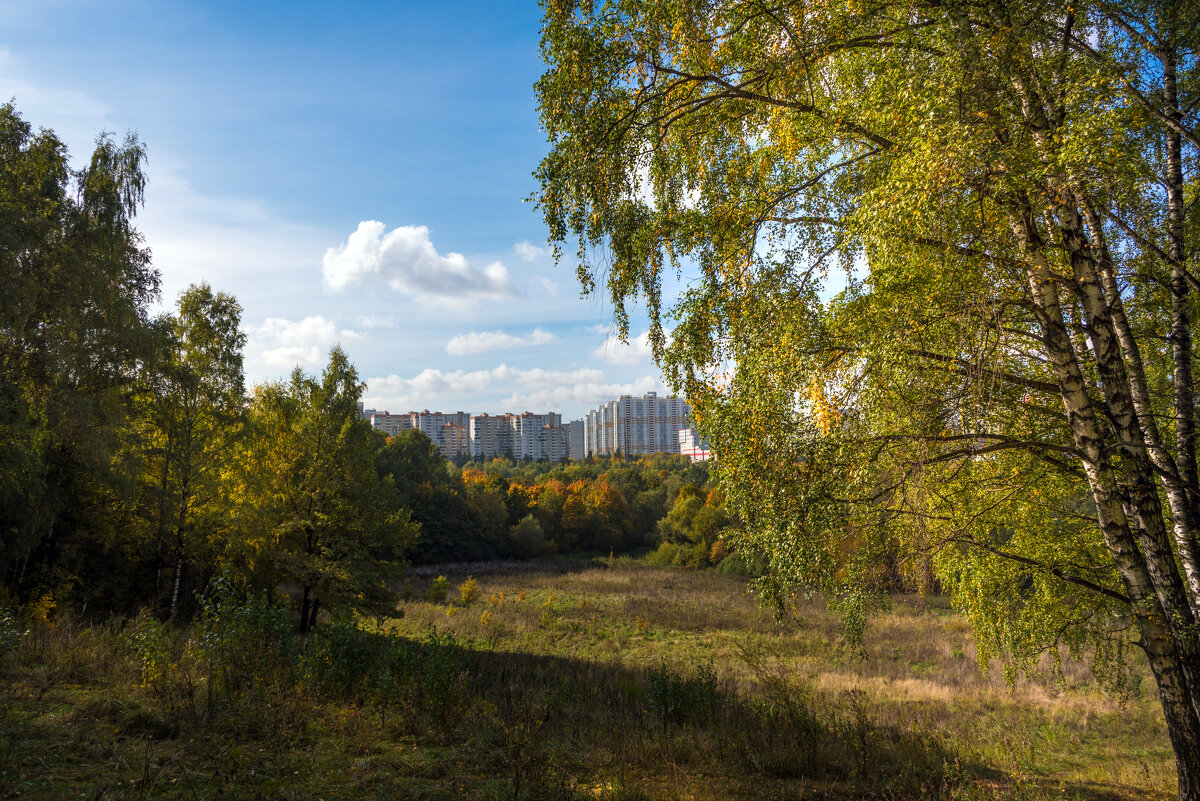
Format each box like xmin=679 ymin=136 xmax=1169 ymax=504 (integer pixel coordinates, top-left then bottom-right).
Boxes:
xmin=0 ymin=559 xmax=1175 ymax=800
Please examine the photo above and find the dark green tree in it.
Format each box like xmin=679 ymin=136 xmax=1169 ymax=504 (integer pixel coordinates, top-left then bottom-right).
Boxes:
xmin=376 ymin=429 xmax=480 ymax=563
xmin=0 ymin=104 xmax=158 ymax=609
xmin=246 ymin=348 xmax=415 ymax=631
xmin=136 ymin=283 xmax=245 ymax=618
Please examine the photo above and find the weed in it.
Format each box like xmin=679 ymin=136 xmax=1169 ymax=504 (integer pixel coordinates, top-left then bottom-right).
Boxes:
xmin=460 ymin=576 xmax=479 ymax=606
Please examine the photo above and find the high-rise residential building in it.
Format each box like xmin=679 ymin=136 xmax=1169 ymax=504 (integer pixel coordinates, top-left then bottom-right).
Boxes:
xmin=567 ymin=420 xmax=585 ymax=460
xmin=538 ymin=424 xmax=570 ymax=462
xmin=470 ymin=411 xmax=566 ymax=461
xmin=678 ymin=428 xmax=711 ymax=462
xmin=582 ymin=392 xmax=692 ymax=457
xmin=360 ymin=404 xmax=573 ymax=462
xmin=469 ymin=413 xmax=511 ymax=460
xmin=358 ymin=406 xmax=471 ymax=460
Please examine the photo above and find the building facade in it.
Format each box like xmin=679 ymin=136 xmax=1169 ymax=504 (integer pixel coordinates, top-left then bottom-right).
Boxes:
xmin=678 ymin=428 xmax=711 ymax=462
xmin=358 ymin=405 xmax=472 ymax=460
xmin=567 ymin=419 xmax=585 ymax=460
xmin=582 ymin=392 xmax=693 ymax=457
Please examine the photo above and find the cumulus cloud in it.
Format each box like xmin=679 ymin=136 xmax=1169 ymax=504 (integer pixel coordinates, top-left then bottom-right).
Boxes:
xmin=513 ymin=240 xmax=548 ymax=262
xmin=323 ymin=221 xmax=517 ymax=304
xmin=446 ymin=328 xmax=556 ymax=355
xmin=249 ymin=316 xmax=361 ymax=369
xmin=364 ymin=364 xmax=669 ymax=415
xmin=592 ymin=329 xmax=655 ymax=366
xmin=365 ymin=368 xmax=496 ymax=410
xmin=499 ymin=376 xmax=676 ymax=412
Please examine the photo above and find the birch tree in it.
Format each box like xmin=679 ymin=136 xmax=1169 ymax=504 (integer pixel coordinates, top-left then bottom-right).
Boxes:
xmin=536 ymin=0 xmax=1200 ymax=793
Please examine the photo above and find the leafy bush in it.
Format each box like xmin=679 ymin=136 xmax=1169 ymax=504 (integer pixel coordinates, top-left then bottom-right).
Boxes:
xmin=644 ymin=541 xmax=710 ymax=568
xmin=427 ymin=576 xmax=449 ymax=602
xmin=714 ymin=549 xmax=768 ymax=577
xmin=196 ymin=574 xmax=294 ymax=697
xmin=646 ymin=660 xmax=723 ymax=730
xmin=299 ymin=615 xmax=386 ymax=699
xmin=125 ymin=612 xmax=174 ymax=687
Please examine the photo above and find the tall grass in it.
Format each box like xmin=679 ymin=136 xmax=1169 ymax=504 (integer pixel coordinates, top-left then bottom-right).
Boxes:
xmin=0 ymin=561 xmax=1176 ymax=800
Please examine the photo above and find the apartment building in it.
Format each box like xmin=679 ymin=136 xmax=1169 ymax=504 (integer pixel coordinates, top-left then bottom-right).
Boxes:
xmin=469 ymin=411 xmax=566 ymax=461
xmin=567 ymin=420 xmax=585 ymax=460
xmin=357 ymin=403 xmax=579 ymax=463
xmin=582 ymin=392 xmax=692 ymax=457
xmin=678 ymin=428 xmax=711 ymax=462
xmin=357 ymin=404 xmax=471 ymax=460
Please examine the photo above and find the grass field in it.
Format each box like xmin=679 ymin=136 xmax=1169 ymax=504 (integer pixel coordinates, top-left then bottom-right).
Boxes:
xmin=0 ymin=558 xmax=1176 ymax=799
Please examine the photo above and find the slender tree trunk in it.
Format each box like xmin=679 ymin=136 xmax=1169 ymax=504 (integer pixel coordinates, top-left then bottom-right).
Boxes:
xmin=1162 ymin=43 xmax=1200 ymax=611
xmin=299 ymin=584 xmax=312 ymax=634
xmin=153 ymin=437 xmax=173 ymax=614
xmin=168 ymin=475 xmax=190 ymax=620
xmin=1079 ymin=199 xmax=1200 ymax=603
xmin=308 ymin=598 xmax=320 ymax=632
xmin=1014 ymin=210 xmax=1200 ymax=798
xmin=169 ymin=550 xmax=183 ymax=621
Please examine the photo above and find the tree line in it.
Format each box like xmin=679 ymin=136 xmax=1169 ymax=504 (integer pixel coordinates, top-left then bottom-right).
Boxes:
xmin=0 ymin=100 xmax=729 ymax=629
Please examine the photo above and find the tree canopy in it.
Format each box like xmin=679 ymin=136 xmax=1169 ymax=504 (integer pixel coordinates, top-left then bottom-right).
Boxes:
xmin=536 ymin=1 xmax=1200 ymax=794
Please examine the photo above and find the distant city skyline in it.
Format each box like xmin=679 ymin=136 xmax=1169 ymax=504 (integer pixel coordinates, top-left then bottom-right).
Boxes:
xmin=0 ymin=0 xmax=685 ymax=421
xmin=359 ymin=391 xmax=706 ymax=461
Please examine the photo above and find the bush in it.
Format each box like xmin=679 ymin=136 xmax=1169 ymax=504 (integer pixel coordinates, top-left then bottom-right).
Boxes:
xmin=644 ymin=541 xmax=710 ymax=568
xmin=508 ymin=514 xmax=548 ymax=558
xmin=459 ymin=576 xmax=478 ymax=606
xmin=714 ymin=550 xmax=767 ymax=577
xmin=427 ymin=576 xmax=449 ymax=602
xmin=646 ymin=660 xmax=723 ymax=730
xmin=196 ymin=575 xmax=294 ymax=697
xmin=125 ymin=612 xmax=174 ymax=687
xmin=300 ymin=615 xmax=385 ymax=699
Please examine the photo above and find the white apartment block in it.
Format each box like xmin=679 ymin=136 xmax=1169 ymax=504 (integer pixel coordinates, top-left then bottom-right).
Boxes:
xmin=358 ymin=403 xmax=573 ymax=462
xmin=582 ymin=392 xmax=693 ymax=457
xmin=357 ymin=405 xmax=471 ymax=460
xmin=469 ymin=411 xmax=566 ymax=461
xmin=678 ymin=428 xmax=711 ymax=462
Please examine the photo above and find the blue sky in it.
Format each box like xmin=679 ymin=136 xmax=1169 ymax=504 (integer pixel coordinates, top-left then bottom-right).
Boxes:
xmin=2 ymin=0 xmax=672 ymax=419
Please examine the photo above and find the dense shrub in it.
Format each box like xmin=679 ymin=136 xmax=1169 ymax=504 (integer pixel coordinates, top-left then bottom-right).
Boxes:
xmin=196 ymin=575 xmax=293 ymax=696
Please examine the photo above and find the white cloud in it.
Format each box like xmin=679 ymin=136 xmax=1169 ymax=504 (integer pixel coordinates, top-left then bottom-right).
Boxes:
xmin=446 ymin=327 xmax=555 ymax=355
xmin=357 ymin=314 xmax=396 ymax=329
xmin=592 ymin=329 xmax=655 ymax=366
xmin=500 ymin=373 xmax=671 ymax=413
xmin=249 ymin=316 xmax=361 ymax=369
xmin=536 ymin=276 xmax=559 ymax=297
xmin=365 ymin=364 xmax=669 ymax=416
xmin=323 ymin=221 xmax=517 ymax=305
xmin=514 ymin=240 xmax=548 ymax=262
xmin=140 ymin=167 xmax=331 ymax=312
xmin=365 ymin=367 xmax=498 ymax=411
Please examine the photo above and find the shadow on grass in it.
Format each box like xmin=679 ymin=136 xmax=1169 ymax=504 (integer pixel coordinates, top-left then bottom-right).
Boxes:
xmin=8 ymin=615 xmax=1137 ymax=800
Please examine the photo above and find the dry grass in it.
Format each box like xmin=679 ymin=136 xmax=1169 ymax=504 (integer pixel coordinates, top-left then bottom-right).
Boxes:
xmin=390 ymin=558 xmax=1175 ymax=800
xmin=0 ymin=558 xmax=1176 ymax=800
